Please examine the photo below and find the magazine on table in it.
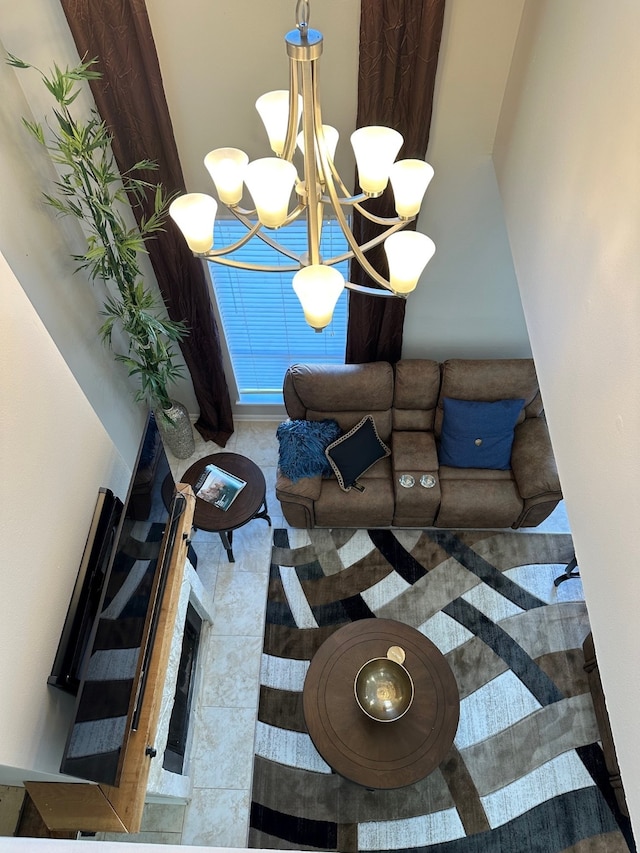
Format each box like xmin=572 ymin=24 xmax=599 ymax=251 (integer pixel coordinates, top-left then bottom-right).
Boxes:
xmin=194 ymin=463 xmax=246 ymax=511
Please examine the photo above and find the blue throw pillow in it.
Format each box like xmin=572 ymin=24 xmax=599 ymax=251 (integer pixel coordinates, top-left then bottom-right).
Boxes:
xmin=439 ymin=397 xmax=525 ymax=470
xmin=277 ymin=419 xmax=342 ymax=482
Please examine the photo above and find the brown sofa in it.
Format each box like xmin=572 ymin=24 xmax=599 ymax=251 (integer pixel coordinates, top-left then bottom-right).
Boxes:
xmin=275 ymin=358 xmax=562 ymax=529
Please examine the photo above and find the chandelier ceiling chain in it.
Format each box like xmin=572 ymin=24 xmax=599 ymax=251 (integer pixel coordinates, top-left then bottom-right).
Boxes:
xmin=296 ymin=0 xmax=310 ymax=35
xmin=170 ymin=0 xmax=436 ymax=331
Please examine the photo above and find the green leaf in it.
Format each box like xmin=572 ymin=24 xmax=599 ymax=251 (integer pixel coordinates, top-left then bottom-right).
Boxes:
xmin=6 ymin=54 xmax=31 ymax=70
xmin=129 ymin=159 xmax=158 ymax=173
xmin=21 ymin=118 xmax=45 ymax=145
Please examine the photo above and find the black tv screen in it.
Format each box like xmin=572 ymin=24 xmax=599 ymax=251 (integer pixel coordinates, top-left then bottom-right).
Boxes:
xmin=58 ymin=413 xmax=178 ymax=786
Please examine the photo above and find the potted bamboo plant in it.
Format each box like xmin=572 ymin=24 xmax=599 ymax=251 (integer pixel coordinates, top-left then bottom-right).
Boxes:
xmin=8 ymin=53 xmax=195 ymax=458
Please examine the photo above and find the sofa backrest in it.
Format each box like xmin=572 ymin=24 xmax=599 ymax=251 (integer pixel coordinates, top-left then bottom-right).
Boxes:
xmin=392 ymin=360 xmax=441 ymax=431
xmin=434 ymin=358 xmax=543 ymax=436
xmin=283 ymin=362 xmax=394 ymax=441
xmin=283 ymin=359 xmax=543 ymax=443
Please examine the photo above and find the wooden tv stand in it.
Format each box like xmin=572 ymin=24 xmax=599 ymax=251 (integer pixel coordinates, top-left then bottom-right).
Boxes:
xmin=24 ymin=483 xmax=195 ymax=835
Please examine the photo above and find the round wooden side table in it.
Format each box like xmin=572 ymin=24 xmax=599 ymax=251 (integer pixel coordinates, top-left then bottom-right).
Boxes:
xmin=163 ymin=452 xmax=271 ymax=562
xmin=303 ymin=618 xmax=459 ymax=789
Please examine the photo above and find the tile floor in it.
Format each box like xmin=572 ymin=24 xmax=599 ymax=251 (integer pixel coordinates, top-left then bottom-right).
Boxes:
xmin=3 ymin=419 xmax=574 ymax=845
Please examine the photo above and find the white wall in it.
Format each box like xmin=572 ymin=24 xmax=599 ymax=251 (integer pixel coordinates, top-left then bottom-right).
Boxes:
xmin=0 ymin=0 xmax=197 ymax=457
xmin=146 ymin=0 xmax=361 ymax=205
xmin=0 ymin=253 xmax=130 ymax=785
xmin=404 ymin=0 xmax=530 ymax=359
xmin=494 ymin=0 xmax=640 ymax=834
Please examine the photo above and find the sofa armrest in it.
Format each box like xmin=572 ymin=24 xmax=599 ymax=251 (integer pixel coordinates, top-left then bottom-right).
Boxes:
xmin=391 ymin=431 xmax=440 ymax=526
xmin=511 ymin=418 xmax=562 ymax=499
xmin=275 ymin=471 xmax=323 ymax=527
xmin=392 ymin=430 xmax=439 ymax=473
xmin=276 ymin=471 xmax=323 ymax=501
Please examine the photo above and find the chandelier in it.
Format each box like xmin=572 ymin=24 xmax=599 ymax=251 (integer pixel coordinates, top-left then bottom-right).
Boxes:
xmin=169 ymin=0 xmax=436 ymax=331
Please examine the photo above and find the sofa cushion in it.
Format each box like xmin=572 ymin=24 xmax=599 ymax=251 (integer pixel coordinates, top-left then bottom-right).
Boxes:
xmin=392 ymin=359 xmax=441 ymax=431
xmin=276 ymin=418 xmax=341 ymax=482
xmin=435 ymin=359 xmax=542 ymax=435
xmin=284 ymin=362 xmax=394 ymax=420
xmin=307 ymin=408 xmax=393 ymax=442
xmin=325 ymin=415 xmax=391 ymax=492
xmin=435 ymin=477 xmax=523 ymax=528
xmin=439 ymin=397 xmax=525 ymax=469
xmin=315 ymin=477 xmax=395 ymax=527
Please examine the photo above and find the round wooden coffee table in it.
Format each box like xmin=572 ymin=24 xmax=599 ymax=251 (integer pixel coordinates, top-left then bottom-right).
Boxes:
xmin=163 ymin=452 xmax=271 ymax=562
xmin=303 ymin=618 xmax=459 ymax=789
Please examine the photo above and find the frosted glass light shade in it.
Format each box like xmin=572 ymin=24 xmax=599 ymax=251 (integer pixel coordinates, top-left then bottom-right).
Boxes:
xmin=390 ymin=160 xmax=434 ymax=218
xmin=244 ymin=158 xmax=297 ymax=228
xmin=351 ymin=126 xmax=403 ymax=194
xmin=256 ymin=90 xmax=303 ymax=156
xmin=169 ymin=193 xmax=217 ymax=253
xmin=292 ymin=265 xmax=345 ymax=330
xmin=297 ymin=125 xmax=339 ymax=175
xmin=204 ymin=148 xmax=249 ymax=205
xmin=384 ymin=231 xmax=436 ymax=294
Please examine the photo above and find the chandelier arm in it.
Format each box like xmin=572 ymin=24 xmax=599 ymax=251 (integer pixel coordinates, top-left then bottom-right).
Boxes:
xmin=201 ymin=213 xmax=303 ymax=264
xmin=332 ymin=206 xmax=395 ymax=290
xmin=351 ymin=204 xmax=413 ymax=227
xmin=319 ymin=156 xmax=413 ymax=226
xmin=302 ymin=55 xmax=323 ymax=265
xmin=345 ymin=281 xmax=398 ymax=297
xmin=317 ymin=188 xmax=413 ymax=221
xmin=313 ymin=220 xmax=406 ymax=267
xmin=317 ymin=128 xmax=354 ymax=197
xmin=276 ymin=201 xmax=307 ymax=229
xmin=319 ymin=136 xmax=390 ymax=209
xmin=203 ymin=219 xmax=263 ymax=258
xmin=316 ymin=250 xmax=354 ymax=266
xmin=251 ymin=224 xmax=304 ymax=261
xmin=313 ymin=110 xmax=410 ymax=290
xmin=282 ymin=61 xmax=300 ymax=162
xmin=317 ymin=137 xmax=398 ymax=290
xmin=227 ymin=204 xmax=258 ymax=218
xmin=207 ymin=255 xmax=300 ymax=272
xmin=319 ymin=190 xmax=368 ymax=206
xmin=225 ymin=204 xmax=306 ymax=261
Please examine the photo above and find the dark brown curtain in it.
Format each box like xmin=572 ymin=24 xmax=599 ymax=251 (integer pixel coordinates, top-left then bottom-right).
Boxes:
xmin=60 ymin=0 xmax=234 ymax=446
xmin=347 ymin=0 xmax=446 ymax=364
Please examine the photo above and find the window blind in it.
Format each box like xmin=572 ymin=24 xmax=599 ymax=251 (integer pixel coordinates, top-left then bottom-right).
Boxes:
xmin=209 ymin=218 xmax=348 ymax=404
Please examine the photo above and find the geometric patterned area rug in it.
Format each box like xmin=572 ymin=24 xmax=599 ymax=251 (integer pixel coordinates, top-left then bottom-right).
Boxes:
xmin=249 ymin=528 xmax=635 ymax=852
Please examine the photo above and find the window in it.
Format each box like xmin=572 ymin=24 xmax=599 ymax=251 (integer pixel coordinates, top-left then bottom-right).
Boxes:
xmin=208 ymin=218 xmax=348 ymax=405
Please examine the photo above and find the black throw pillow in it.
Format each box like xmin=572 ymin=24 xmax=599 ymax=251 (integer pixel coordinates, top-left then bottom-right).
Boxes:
xmin=325 ymin=415 xmax=390 ymax=492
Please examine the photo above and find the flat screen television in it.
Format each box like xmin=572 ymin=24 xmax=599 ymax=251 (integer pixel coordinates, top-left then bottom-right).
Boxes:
xmin=49 ymin=413 xmax=184 ymax=787
xmin=48 ymin=488 xmax=123 ymax=696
